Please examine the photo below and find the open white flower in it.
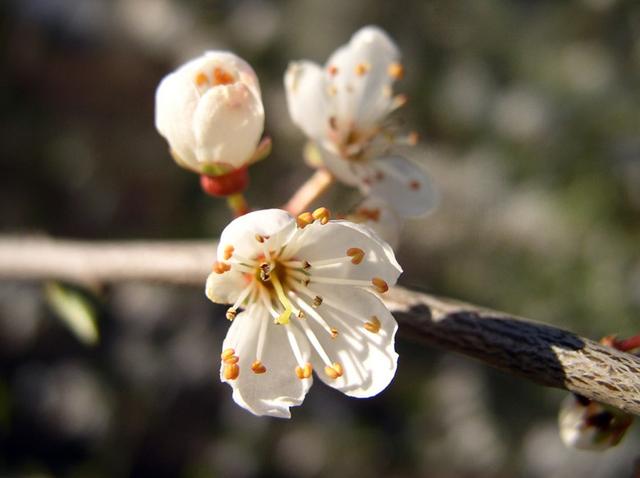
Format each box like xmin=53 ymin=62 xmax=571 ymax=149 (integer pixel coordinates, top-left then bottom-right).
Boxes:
xmin=285 ymin=26 xmax=434 ymax=216
xmin=155 ymin=51 xmax=264 ymax=175
xmin=206 ymin=208 xmax=401 ymax=418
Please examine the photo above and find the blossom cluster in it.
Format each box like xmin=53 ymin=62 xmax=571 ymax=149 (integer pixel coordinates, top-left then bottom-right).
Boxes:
xmin=154 ymin=26 xmax=434 ymax=417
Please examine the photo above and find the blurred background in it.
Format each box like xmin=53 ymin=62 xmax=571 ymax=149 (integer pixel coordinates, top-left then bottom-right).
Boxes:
xmin=2 ymin=0 xmax=640 ymax=476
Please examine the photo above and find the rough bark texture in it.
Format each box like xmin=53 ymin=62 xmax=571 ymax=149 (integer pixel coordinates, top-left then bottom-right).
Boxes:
xmin=1 ymin=236 xmax=640 ymax=415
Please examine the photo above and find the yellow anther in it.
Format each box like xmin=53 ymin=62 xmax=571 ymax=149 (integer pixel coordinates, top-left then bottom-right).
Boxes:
xmin=330 ymin=328 xmax=339 ymax=338
xmin=312 ymin=207 xmax=330 ymax=225
xmin=372 ymin=277 xmax=389 ymax=293
xmin=224 ymin=363 xmax=240 ymax=380
xmin=346 ymin=247 xmax=365 ymax=265
xmin=364 ymin=316 xmax=381 ymax=333
xmin=221 ymin=348 xmax=236 ymax=361
xmin=328 ymin=65 xmax=339 ymax=76
xmin=213 ymin=67 xmax=235 ymax=85
xmin=355 ymin=62 xmax=370 ymax=76
xmin=324 ymin=362 xmax=343 ymax=379
xmin=312 ymin=296 xmax=323 ymax=308
xmin=195 ymin=72 xmax=209 ymax=87
xmin=226 ymin=309 xmax=237 ymax=321
xmin=388 ymin=62 xmax=404 ymax=80
xmin=251 ymin=360 xmax=267 ymax=374
xmin=295 ymin=363 xmax=313 ymax=379
xmin=212 ymin=261 xmax=231 ymax=274
xmin=297 ymin=310 xmax=305 ymax=319
xmin=296 ymin=212 xmax=314 ymax=229
xmin=223 ymin=245 xmax=234 ymax=260
xmin=224 ymin=355 xmax=239 ymax=365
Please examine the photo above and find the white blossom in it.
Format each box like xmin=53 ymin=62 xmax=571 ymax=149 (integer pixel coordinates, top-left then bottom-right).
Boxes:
xmin=284 ymin=26 xmax=434 ymax=216
xmin=155 ymin=51 xmax=264 ymax=175
xmin=205 ymin=208 xmax=401 ymax=418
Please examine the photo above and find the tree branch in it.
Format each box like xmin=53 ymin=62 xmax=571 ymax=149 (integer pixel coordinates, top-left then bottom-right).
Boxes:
xmin=1 ymin=236 xmax=640 ymax=415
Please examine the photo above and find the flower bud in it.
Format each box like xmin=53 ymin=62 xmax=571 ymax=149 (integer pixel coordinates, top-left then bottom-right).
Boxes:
xmin=155 ymin=51 xmax=265 ymax=175
xmin=558 ymin=394 xmax=633 ymax=451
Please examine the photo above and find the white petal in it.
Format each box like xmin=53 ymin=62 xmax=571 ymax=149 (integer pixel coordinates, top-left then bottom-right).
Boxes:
xmin=351 ymin=197 xmax=403 ymax=249
xmin=155 ymin=71 xmax=200 ymax=170
xmin=221 ymin=311 xmax=312 ymax=418
xmin=218 ymin=209 xmax=296 ymax=262
xmin=365 ymin=156 xmax=438 ymax=218
xmin=316 ymin=148 xmax=365 ymax=187
xmin=205 ymin=268 xmax=246 ymax=305
xmin=193 ymin=83 xmax=264 ymax=169
xmin=326 ymin=26 xmax=400 ymax=129
xmin=293 ymin=220 xmax=402 ymax=287
xmin=295 ymin=285 xmax=397 ymax=397
xmin=284 ymin=61 xmax=328 ymax=141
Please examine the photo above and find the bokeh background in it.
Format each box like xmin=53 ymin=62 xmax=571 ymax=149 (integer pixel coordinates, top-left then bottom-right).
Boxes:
xmin=2 ymin=0 xmax=640 ymax=476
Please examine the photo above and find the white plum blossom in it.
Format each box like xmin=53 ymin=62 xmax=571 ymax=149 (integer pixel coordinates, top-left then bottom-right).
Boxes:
xmin=205 ymin=208 xmax=401 ymax=418
xmin=285 ymin=26 xmax=434 ymax=217
xmin=155 ymin=51 xmax=265 ymax=175
xmin=558 ymin=394 xmax=633 ymax=450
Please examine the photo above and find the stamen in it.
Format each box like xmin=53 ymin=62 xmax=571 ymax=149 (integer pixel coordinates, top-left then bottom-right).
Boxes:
xmin=409 ymin=180 xmax=421 ymax=190
xmin=212 ymin=261 xmax=231 ymax=274
xmin=296 ymin=313 xmax=334 ymax=366
xmin=285 ymin=324 xmax=307 ymax=372
xmin=346 ymin=248 xmax=365 ymax=264
xmin=296 ymin=212 xmax=314 ymax=229
xmin=260 ymin=262 xmax=271 ymax=281
xmin=324 ymin=363 xmax=343 ymax=379
xmin=372 ymin=277 xmax=389 ymax=293
xmin=226 ymin=309 xmax=237 ymax=321
xmin=213 ymin=67 xmax=234 ymax=85
xmin=408 ymin=131 xmax=419 ymax=145
xmin=255 ymin=234 xmax=267 ymax=243
xmin=251 ymin=360 xmax=267 ymax=374
xmin=364 ymin=316 xmax=381 ymax=333
xmin=330 ymin=328 xmax=339 ymax=338
xmin=290 ymin=292 xmax=338 ymax=339
xmin=224 ymin=355 xmax=239 ymax=364
xmin=328 ymin=116 xmax=338 ymax=131
xmin=328 ymin=65 xmax=339 ymax=76
xmin=221 ymin=348 xmax=235 ymax=361
xmin=224 ymin=363 xmax=240 ymax=380
xmin=295 ymin=363 xmax=313 ymax=379
xmin=391 ymin=94 xmax=408 ymax=111
xmin=312 ymin=296 xmax=323 ymax=308
xmin=355 ymin=62 xmax=370 ymax=76
xmin=297 ymin=310 xmax=305 ymax=319
xmin=255 ymin=311 xmax=269 ymax=361
xmin=388 ymin=62 xmax=404 ymax=80
xmin=356 ymin=207 xmax=381 ymax=222
xmin=223 ymin=245 xmax=234 ymax=260
xmin=195 ymin=72 xmax=209 ymax=86
xmin=227 ymin=283 xmax=255 ymax=320
xmin=312 ymin=207 xmax=330 ymax=224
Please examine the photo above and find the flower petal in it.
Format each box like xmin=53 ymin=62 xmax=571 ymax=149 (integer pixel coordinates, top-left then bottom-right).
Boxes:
xmin=316 ymin=148 xmax=365 ymax=187
xmin=293 ymin=285 xmax=397 ymax=397
xmin=292 ymin=220 xmax=402 ymax=287
xmin=218 ymin=209 xmax=296 ymax=262
xmin=193 ymin=83 xmax=264 ymax=169
xmin=326 ymin=26 xmax=400 ymax=130
xmin=350 ymin=197 xmax=403 ymax=249
xmin=221 ymin=310 xmax=312 ymax=418
xmin=284 ymin=61 xmax=328 ymax=142
xmin=365 ymin=156 xmax=437 ymax=218
xmin=205 ymin=268 xmax=247 ymax=305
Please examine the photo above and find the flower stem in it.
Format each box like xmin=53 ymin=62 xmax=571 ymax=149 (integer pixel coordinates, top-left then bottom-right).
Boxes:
xmin=226 ymin=193 xmax=249 ymax=217
xmin=283 ymin=169 xmax=334 ymax=216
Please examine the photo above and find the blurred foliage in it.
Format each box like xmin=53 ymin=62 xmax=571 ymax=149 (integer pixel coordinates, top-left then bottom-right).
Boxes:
xmin=2 ymin=0 xmax=640 ymax=476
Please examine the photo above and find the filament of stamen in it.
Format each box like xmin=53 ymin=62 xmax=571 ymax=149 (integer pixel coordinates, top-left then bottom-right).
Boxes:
xmin=230 ymin=283 xmax=255 ymax=312
xmin=296 ymin=314 xmax=333 ymax=367
xmin=284 ymin=324 xmax=305 ymax=368
xmin=290 ymin=291 xmax=337 ymax=339
xmin=255 ymin=312 xmax=269 ymax=362
xmin=303 ymin=275 xmax=381 ymax=288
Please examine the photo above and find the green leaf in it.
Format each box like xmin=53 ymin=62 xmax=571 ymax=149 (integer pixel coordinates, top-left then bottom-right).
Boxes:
xmin=45 ymin=282 xmax=99 ymax=346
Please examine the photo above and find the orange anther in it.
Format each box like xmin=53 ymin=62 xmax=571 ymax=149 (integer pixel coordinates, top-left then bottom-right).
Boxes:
xmin=408 ymin=131 xmax=419 ymax=145
xmin=328 ymin=65 xmax=339 ymax=76
xmin=251 ymin=360 xmax=267 ymax=374
xmin=255 ymin=234 xmax=266 ymax=243
xmin=296 ymin=212 xmax=314 ymax=229
xmin=295 ymin=363 xmax=313 ymax=379
xmin=221 ymin=348 xmax=236 ymax=360
xmin=409 ymin=180 xmax=421 ymax=191
xmin=213 ymin=67 xmax=235 ymax=85
xmin=195 ymin=72 xmax=209 ymax=87
xmin=364 ymin=316 xmax=381 ymax=334
xmin=224 ymin=355 xmax=239 ymax=365
xmin=371 ymin=277 xmax=389 ymax=293
xmin=226 ymin=308 xmax=237 ymax=321
xmin=346 ymin=247 xmax=365 ymax=265
xmin=212 ymin=261 xmax=231 ymax=274
xmin=388 ymin=62 xmax=404 ymax=80
xmin=356 ymin=207 xmax=381 ymax=222
xmin=312 ymin=207 xmax=330 ymax=225
xmin=224 ymin=363 xmax=240 ymax=380
xmin=355 ymin=62 xmax=370 ymax=76
xmin=330 ymin=328 xmax=339 ymax=338
xmin=223 ymin=245 xmax=234 ymax=260
xmin=324 ymin=362 xmax=343 ymax=379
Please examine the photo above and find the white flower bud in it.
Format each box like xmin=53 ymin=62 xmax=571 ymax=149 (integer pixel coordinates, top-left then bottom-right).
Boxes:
xmin=155 ymin=51 xmax=265 ymax=174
